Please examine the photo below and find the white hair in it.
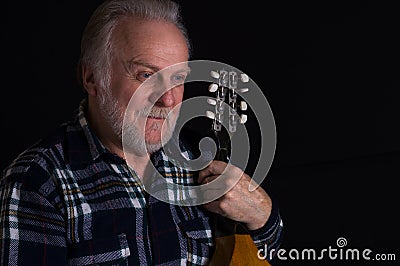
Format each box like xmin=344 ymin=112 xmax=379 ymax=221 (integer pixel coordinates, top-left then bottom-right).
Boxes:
xmin=78 ymin=0 xmax=191 ymax=94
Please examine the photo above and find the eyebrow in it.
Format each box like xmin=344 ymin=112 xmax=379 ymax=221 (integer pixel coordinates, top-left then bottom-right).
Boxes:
xmin=127 ymin=59 xmax=162 ymax=73
xmin=127 ymin=58 xmax=191 ymax=75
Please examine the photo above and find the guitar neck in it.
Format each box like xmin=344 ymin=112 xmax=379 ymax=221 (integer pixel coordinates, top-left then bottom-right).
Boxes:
xmin=206 ymin=69 xmax=270 ymax=265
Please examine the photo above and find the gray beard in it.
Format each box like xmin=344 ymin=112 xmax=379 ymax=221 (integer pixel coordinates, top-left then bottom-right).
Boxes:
xmin=98 ymin=90 xmax=177 ymax=156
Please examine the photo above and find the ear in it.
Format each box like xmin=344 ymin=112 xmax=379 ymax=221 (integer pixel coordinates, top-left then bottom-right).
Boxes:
xmin=81 ymin=65 xmax=98 ymax=96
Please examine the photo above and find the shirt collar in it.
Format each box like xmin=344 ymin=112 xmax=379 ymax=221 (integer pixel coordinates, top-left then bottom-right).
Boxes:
xmin=66 ymin=99 xmax=109 ymax=167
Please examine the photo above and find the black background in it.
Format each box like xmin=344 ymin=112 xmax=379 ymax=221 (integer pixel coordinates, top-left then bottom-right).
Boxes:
xmin=2 ymin=1 xmax=399 ymax=265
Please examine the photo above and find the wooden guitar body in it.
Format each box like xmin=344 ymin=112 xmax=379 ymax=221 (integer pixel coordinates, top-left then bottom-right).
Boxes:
xmin=208 ymin=215 xmax=271 ymax=266
xmin=210 ymin=234 xmax=270 ymax=266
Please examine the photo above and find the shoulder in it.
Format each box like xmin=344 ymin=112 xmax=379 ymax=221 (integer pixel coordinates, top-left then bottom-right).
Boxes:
xmin=1 ymin=122 xmax=71 ymax=187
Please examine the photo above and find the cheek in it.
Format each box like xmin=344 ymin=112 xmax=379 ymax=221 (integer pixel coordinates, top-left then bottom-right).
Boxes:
xmin=173 ymin=86 xmax=184 ymax=106
xmin=114 ymin=84 xmax=146 ymax=113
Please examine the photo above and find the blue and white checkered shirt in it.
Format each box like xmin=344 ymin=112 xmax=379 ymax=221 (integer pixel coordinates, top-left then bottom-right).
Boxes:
xmin=1 ymin=100 xmax=283 ymax=265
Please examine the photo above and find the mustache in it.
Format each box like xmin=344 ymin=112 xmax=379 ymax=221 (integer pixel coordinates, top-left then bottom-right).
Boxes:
xmin=136 ymin=107 xmax=173 ymax=119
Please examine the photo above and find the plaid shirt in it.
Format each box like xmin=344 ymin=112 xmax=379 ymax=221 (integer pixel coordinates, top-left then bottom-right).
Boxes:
xmin=1 ymin=100 xmax=283 ymax=265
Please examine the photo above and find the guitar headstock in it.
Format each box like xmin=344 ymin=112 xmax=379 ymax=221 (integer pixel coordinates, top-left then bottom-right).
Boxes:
xmin=206 ymin=69 xmax=250 ymax=162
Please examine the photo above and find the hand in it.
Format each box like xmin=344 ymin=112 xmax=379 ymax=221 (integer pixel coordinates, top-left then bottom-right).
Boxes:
xmin=198 ymin=160 xmax=272 ymax=230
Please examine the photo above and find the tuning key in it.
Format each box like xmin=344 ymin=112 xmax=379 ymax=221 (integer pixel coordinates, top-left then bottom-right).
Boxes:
xmin=240 ymin=114 xmax=248 ymax=124
xmin=240 ymin=101 xmax=248 ymax=111
xmin=240 ymin=73 xmax=249 ymax=83
xmin=238 ymin=88 xmax=249 ymax=93
xmin=210 ymin=70 xmax=220 ymax=79
xmin=205 ymin=111 xmax=215 ymax=120
xmin=207 ymin=98 xmax=217 ymax=106
xmin=208 ymin=83 xmax=218 ymax=92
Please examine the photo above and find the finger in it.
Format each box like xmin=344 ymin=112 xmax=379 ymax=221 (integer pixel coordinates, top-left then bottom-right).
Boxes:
xmin=199 ymin=175 xmax=227 ymax=191
xmin=199 ymin=174 xmax=221 ymax=185
xmin=198 ymin=160 xmax=228 ymax=183
xmin=198 ymin=161 xmax=220 ymax=183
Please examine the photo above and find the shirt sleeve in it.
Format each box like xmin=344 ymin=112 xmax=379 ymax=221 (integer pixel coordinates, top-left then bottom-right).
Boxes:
xmin=0 ymin=164 xmax=67 ymax=265
xmin=248 ymin=196 xmax=284 ymax=264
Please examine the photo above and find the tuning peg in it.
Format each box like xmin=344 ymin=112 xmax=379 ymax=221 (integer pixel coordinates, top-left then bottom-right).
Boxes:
xmin=208 ymin=83 xmax=218 ymax=92
xmin=205 ymin=111 xmax=215 ymax=120
xmin=210 ymin=70 xmax=220 ymax=79
xmin=238 ymin=88 xmax=249 ymax=93
xmin=207 ymin=98 xmax=217 ymax=105
xmin=240 ymin=101 xmax=248 ymax=111
xmin=240 ymin=73 xmax=249 ymax=83
xmin=240 ymin=114 xmax=247 ymax=124
xmin=240 ymin=114 xmax=248 ymax=124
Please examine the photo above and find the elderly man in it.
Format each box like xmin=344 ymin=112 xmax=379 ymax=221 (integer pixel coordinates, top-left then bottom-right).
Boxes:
xmin=0 ymin=0 xmax=283 ymax=265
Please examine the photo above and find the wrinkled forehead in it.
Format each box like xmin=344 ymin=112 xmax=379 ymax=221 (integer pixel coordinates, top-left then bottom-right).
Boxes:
xmin=112 ymin=17 xmax=189 ymax=61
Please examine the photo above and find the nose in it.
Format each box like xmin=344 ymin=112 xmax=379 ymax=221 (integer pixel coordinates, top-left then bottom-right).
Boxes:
xmin=155 ymin=89 xmax=175 ymax=107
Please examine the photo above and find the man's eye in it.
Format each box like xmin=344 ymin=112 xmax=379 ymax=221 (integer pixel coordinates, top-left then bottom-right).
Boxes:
xmin=136 ymin=71 xmax=153 ymax=82
xmin=171 ymin=74 xmax=187 ymax=85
